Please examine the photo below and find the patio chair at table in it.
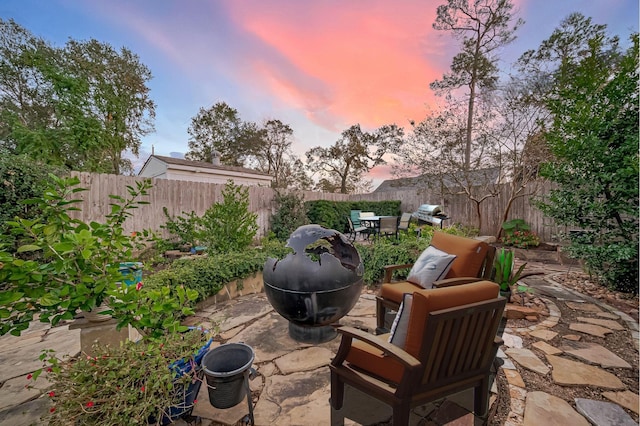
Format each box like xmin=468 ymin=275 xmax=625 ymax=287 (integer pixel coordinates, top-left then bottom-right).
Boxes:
xmin=350 ymin=210 xmax=362 ymax=227
xmin=377 ymin=216 xmax=399 ymax=239
xmin=397 ymin=212 xmax=417 ymax=236
xmin=359 ymin=212 xmax=377 ymax=237
xmin=346 ymin=216 xmax=368 ymax=242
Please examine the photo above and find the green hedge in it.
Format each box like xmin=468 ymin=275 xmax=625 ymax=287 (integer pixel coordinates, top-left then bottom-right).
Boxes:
xmin=304 ymin=200 xmax=402 ymax=234
xmin=143 ymin=240 xmax=291 ymax=301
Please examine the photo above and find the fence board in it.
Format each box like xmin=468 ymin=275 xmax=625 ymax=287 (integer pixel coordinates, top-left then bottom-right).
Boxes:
xmin=68 ymin=172 xmax=563 ymax=242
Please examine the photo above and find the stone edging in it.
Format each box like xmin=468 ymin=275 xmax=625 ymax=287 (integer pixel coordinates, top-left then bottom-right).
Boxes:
xmin=498 ymin=272 xmax=638 ymax=426
xmin=195 ymin=272 xmax=264 ymax=311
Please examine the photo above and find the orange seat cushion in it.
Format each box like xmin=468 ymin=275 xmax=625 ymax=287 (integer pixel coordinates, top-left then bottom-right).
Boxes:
xmin=404 ymin=281 xmax=499 ymax=357
xmin=379 ymin=281 xmax=422 ymax=304
xmin=345 ymin=333 xmax=404 ymax=383
xmin=431 ymin=232 xmax=489 ymax=279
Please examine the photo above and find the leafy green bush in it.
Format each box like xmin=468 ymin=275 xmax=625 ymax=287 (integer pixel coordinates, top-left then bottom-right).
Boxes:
xmin=501 ymin=219 xmax=540 ymax=248
xmin=0 ymin=150 xmax=66 ymax=237
xmin=160 ymin=208 xmax=201 ymax=247
xmin=0 ymin=175 xmax=154 ymax=336
xmin=357 ymin=237 xmax=431 ymax=286
xmin=270 ymin=191 xmax=309 ymax=241
xmin=200 ymin=181 xmax=258 ymax=253
xmin=144 ymin=239 xmax=290 ymax=300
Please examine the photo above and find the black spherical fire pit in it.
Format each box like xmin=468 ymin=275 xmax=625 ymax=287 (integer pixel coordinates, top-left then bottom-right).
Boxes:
xmin=263 ymin=224 xmax=364 ymax=343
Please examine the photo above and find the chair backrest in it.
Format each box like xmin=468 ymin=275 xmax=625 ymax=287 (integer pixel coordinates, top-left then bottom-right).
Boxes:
xmin=430 ymin=231 xmax=493 ymax=280
xmin=346 ymin=216 xmax=354 ymax=232
xmin=405 ymin=281 xmax=504 ymax=388
xmin=379 ymin=216 xmax=398 ymax=235
xmin=350 ymin=210 xmax=362 ymax=227
xmin=398 ymin=213 xmax=412 ymax=231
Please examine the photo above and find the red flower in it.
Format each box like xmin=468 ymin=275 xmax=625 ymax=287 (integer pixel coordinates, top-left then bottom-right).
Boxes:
xmin=140 ymin=386 xmax=145 ymax=392
xmin=26 ymin=374 xmax=32 ymax=380
xmin=50 ymin=407 xmax=56 ymax=413
xmin=136 ymin=281 xmax=143 ymax=291
xmin=48 ymin=391 xmax=55 ymax=397
xmin=46 ymin=367 xmax=52 ymax=373
xmin=194 ymin=399 xmax=198 ymax=404
xmin=86 ymin=401 xmax=94 ymax=408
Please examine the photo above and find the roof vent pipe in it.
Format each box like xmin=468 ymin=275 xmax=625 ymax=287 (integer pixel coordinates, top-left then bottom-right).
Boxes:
xmin=211 ymin=150 xmax=221 ymax=166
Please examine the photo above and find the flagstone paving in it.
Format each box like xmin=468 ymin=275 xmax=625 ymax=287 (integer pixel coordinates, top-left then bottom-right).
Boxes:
xmin=0 ymin=263 xmax=638 ymax=425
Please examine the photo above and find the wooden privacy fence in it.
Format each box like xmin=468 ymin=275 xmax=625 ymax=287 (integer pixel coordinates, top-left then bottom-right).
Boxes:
xmin=69 ymin=172 xmax=563 ymax=242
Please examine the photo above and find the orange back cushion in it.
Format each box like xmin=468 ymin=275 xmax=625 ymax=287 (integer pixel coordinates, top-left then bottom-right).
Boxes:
xmin=404 ymin=281 xmax=499 ymax=357
xmin=431 ymin=231 xmax=489 ymax=278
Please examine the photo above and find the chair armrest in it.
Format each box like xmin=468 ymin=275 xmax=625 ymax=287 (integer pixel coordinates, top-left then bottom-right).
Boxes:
xmin=331 ymin=326 xmax=421 ymax=371
xmin=432 ymin=277 xmax=483 ymax=288
xmin=382 ymin=264 xmax=414 ymax=283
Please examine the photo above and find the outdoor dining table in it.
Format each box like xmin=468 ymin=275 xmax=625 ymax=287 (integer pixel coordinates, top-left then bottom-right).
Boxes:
xmin=359 ymin=215 xmax=393 ymax=236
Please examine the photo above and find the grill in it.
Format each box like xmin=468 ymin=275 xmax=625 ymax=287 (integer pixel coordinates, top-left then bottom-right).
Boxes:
xmin=412 ymin=204 xmax=450 ymax=229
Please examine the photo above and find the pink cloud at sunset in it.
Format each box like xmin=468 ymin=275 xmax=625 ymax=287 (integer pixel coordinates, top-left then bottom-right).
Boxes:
xmin=224 ymin=1 xmax=451 ymax=131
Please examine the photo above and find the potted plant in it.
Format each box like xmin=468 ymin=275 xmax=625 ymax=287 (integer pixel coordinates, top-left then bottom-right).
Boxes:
xmin=36 ymin=327 xmax=212 ymax=426
xmin=493 ymin=248 xmax=527 ymax=302
xmin=0 ymin=174 xmax=152 ymax=335
xmin=2 ymin=175 xmax=212 ymax=424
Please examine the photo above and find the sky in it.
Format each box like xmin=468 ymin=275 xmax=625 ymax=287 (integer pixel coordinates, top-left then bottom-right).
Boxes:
xmin=2 ymin=0 xmax=638 ymax=189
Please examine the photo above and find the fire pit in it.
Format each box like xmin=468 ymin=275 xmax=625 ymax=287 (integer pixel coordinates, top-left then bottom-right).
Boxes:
xmin=263 ymin=224 xmax=364 ymax=343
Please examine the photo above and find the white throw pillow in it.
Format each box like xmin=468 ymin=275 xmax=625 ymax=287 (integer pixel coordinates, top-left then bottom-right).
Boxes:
xmin=406 ymin=245 xmax=457 ymax=289
xmin=388 ymin=293 xmax=413 ymax=348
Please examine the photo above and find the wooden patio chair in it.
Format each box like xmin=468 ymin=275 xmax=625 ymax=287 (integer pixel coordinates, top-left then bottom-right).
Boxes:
xmin=330 ymin=281 xmax=506 ymax=426
xmin=376 ymin=231 xmax=496 ymax=332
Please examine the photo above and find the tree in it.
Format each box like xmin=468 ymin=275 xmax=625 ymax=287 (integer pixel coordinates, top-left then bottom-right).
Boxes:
xmin=186 ymin=102 xmax=260 ymax=167
xmin=398 ymin=102 xmax=499 ymax=231
xmin=431 ymin=0 xmax=523 ymax=169
xmin=487 ymin=76 xmax=551 ymax=236
xmin=63 ymin=39 xmax=156 ymax=175
xmin=538 ymin=31 xmax=638 ymax=293
xmin=252 ymin=119 xmax=311 ymax=189
xmin=0 ymin=19 xmax=155 ymax=174
xmin=305 ymin=124 xmax=404 ymax=194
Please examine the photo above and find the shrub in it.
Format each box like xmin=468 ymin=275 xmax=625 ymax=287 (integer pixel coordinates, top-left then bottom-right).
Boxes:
xmin=357 ymin=237 xmax=430 ymax=286
xmin=143 ymin=239 xmax=290 ymax=301
xmin=200 ymin=181 xmax=258 ymax=253
xmin=501 ymin=219 xmax=540 ymax=248
xmin=270 ymin=191 xmax=309 ymax=241
xmin=0 ymin=151 xmax=66 ymax=243
xmin=160 ymin=208 xmax=202 ymax=247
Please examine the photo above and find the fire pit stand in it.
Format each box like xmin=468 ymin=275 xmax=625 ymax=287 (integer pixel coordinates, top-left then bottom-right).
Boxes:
xmin=263 ymin=225 xmax=364 ymax=344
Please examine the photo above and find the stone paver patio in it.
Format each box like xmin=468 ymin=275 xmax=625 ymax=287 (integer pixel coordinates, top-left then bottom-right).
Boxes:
xmin=0 ymin=262 xmax=638 ymax=425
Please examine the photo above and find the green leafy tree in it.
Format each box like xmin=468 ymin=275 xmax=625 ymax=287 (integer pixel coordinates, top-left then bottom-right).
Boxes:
xmin=305 ymin=124 xmax=404 ymax=194
xmin=62 ymin=39 xmax=156 ymax=174
xmin=431 ymin=0 xmax=523 ymax=169
xmin=200 ymin=181 xmax=258 ymax=253
xmin=186 ymin=102 xmax=260 ymax=167
xmin=538 ymin=32 xmax=638 ymax=292
xmin=0 ymin=19 xmax=155 ymax=174
xmin=252 ymin=119 xmax=311 ymax=189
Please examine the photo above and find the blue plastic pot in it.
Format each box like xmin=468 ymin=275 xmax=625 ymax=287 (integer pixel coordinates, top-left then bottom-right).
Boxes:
xmin=118 ymin=262 xmax=143 ymax=286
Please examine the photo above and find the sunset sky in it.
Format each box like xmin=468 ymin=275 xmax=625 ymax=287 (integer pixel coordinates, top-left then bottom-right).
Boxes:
xmin=2 ymin=0 xmax=638 ymax=189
